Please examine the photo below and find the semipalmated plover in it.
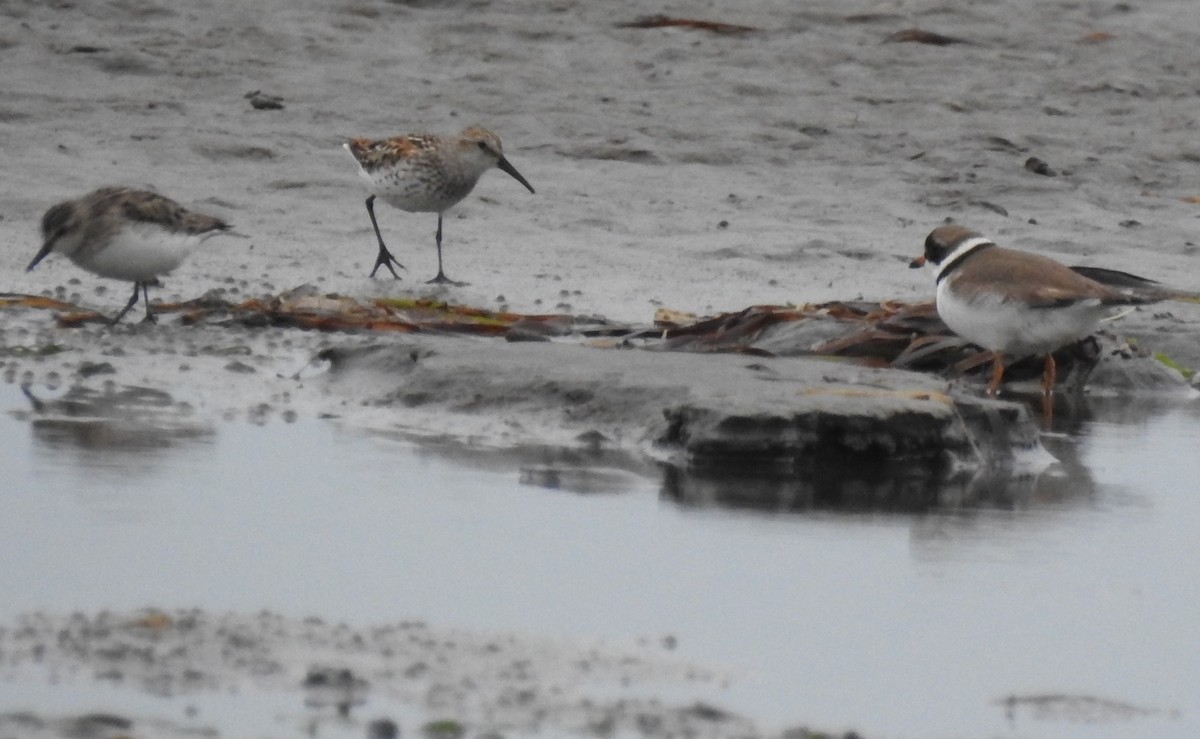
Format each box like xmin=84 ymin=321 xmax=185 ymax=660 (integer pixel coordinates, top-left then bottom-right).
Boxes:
xmin=344 ymin=126 xmax=535 ymax=286
xmin=909 ymin=224 xmax=1162 ymax=396
xmin=28 ymin=187 xmax=230 ymax=324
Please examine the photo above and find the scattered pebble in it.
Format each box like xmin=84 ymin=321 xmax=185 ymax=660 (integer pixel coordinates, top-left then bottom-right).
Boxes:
xmin=245 ymin=89 xmax=285 ymax=109
xmin=1024 ymin=156 xmax=1057 ymax=176
xmin=885 ymin=28 xmax=967 ymax=45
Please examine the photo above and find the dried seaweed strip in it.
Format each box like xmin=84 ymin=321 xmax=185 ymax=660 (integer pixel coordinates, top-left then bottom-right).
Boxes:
xmin=653 ymin=307 xmax=699 ymax=328
xmin=891 ymin=335 xmax=966 ymax=368
xmin=715 ymin=310 xmax=789 ymax=340
xmin=951 ymin=349 xmax=999 ymax=376
xmin=662 ymin=305 xmax=799 ymax=340
xmin=260 ymin=311 xmax=398 ymax=333
xmin=819 ymin=301 xmax=884 ymax=319
xmin=360 ymin=320 xmax=421 ymax=333
xmin=418 ymin=321 xmax=513 ymax=337
xmin=812 ymin=329 xmax=913 ymax=360
xmin=875 ymin=304 xmax=943 ymax=334
xmin=0 ymin=293 xmax=86 ymax=312
xmin=375 ymin=297 xmax=582 ymax=331
xmin=54 ymin=312 xmax=109 ymax=328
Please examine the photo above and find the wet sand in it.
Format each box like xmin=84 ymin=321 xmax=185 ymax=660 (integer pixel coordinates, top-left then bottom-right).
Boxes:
xmin=4 ymin=0 xmax=1200 ymax=735
xmin=5 ymin=1 xmax=1200 ymax=326
xmin=2 ymin=0 xmax=1199 ymax=449
xmin=0 ymin=609 xmax=757 ymax=739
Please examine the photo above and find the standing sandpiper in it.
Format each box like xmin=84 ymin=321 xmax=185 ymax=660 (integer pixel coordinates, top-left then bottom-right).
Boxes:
xmin=343 ymin=126 xmax=535 ymax=286
xmin=28 ymin=186 xmax=230 ymax=324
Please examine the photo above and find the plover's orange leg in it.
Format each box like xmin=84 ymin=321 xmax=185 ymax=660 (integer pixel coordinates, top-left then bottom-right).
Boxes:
xmin=1041 ymin=353 xmax=1058 ymax=425
xmin=986 ymin=351 xmax=1006 ymax=396
xmin=1042 ymin=353 xmax=1057 ymax=398
xmin=426 ymin=213 xmax=468 ymax=286
xmin=364 ymin=195 xmax=406 ymax=279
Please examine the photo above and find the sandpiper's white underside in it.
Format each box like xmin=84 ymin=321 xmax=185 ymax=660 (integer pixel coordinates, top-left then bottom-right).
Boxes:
xmin=70 ymin=222 xmax=202 ymax=282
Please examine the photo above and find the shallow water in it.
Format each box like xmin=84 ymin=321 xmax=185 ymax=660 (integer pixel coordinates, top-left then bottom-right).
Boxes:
xmin=1 ymin=385 xmax=1198 ymax=739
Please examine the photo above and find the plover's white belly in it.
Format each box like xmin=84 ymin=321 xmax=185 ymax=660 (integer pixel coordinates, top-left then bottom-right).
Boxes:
xmin=74 ymin=223 xmax=199 ymax=282
xmin=936 ymin=281 xmax=1111 ymax=357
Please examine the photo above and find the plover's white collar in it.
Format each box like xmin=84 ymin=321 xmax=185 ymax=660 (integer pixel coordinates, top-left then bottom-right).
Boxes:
xmin=933 ymin=235 xmax=994 ymax=284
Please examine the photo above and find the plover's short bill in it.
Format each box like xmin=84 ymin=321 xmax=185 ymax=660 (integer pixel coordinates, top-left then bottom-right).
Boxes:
xmin=344 ymin=125 xmax=535 ymax=286
xmin=28 ymin=186 xmax=230 ymax=324
xmin=910 ymin=224 xmax=1164 ymax=398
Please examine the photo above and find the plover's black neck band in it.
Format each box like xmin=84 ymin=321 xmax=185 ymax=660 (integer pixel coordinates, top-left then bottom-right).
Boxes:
xmin=935 ymin=237 xmax=995 ymax=284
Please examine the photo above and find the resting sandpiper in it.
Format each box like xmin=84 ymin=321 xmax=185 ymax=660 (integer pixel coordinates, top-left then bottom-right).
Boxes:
xmin=28 ymin=186 xmax=230 ymax=324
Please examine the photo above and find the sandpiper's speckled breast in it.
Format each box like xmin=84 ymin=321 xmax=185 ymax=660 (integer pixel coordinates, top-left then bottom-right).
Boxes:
xmin=363 ymin=161 xmax=478 ymax=213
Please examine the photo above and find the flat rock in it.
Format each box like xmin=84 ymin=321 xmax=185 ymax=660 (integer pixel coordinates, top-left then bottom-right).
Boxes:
xmin=317 ymin=338 xmax=1046 ymax=507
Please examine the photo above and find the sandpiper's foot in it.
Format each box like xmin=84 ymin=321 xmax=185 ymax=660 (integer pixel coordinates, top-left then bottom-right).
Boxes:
xmin=370 ymin=246 xmax=406 ymax=279
xmin=426 ymin=271 xmax=468 ymax=287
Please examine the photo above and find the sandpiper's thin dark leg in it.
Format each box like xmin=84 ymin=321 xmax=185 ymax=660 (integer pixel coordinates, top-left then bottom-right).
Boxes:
xmin=365 ymin=195 xmax=405 ymax=279
xmin=111 ymin=281 xmax=142 ymax=325
xmin=427 ymin=214 xmax=466 ymax=286
xmin=141 ymin=282 xmax=156 ymax=323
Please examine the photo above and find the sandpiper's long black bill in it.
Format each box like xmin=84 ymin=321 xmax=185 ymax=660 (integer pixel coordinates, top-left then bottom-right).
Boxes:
xmin=497 ymin=156 xmax=535 ymax=194
xmin=26 ymin=242 xmax=54 ymax=272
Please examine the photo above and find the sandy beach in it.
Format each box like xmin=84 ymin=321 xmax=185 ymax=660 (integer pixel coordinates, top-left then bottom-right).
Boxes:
xmin=4 ymin=0 xmax=1200 ymax=736
xmin=3 ymin=0 xmax=1199 ymax=431
xmin=5 ymin=0 xmax=1200 ymax=323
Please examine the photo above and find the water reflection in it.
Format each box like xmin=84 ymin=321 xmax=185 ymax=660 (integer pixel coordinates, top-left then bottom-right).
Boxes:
xmin=518 ymin=464 xmax=642 ymax=494
xmin=1002 ymin=384 xmax=1194 ymax=437
xmin=2 ymin=384 xmax=1198 ymax=738
xmin=7 ymin=379 xmax=1164 ymax=525
xmin=657 ymin=393 xmax=1198 ymax=515
xmin=659 ymin=462 xmax=952 ymax=512
xmin=659 ymin=461 xmax=1090 ymax=513
xmin=359 ymin=426 xmax=658 ymax=495
xmin=16 ymin=384 xmax=214 ymax=479
xmin=360 ymin=388 xmax=1195 ymax=517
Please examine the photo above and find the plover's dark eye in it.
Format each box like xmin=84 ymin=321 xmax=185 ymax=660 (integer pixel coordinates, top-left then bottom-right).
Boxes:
xmin=476 ymin=141 xmax=489 ymax=151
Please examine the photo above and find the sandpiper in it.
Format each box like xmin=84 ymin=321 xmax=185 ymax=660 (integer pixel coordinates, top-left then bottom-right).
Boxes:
xmin=28 ymin=186 xmax=230 ymax=324
xmin=344 ymin=125 xmax=535 ymax=285
xmin=910 ymin=224 xmax=1164 ymax=398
